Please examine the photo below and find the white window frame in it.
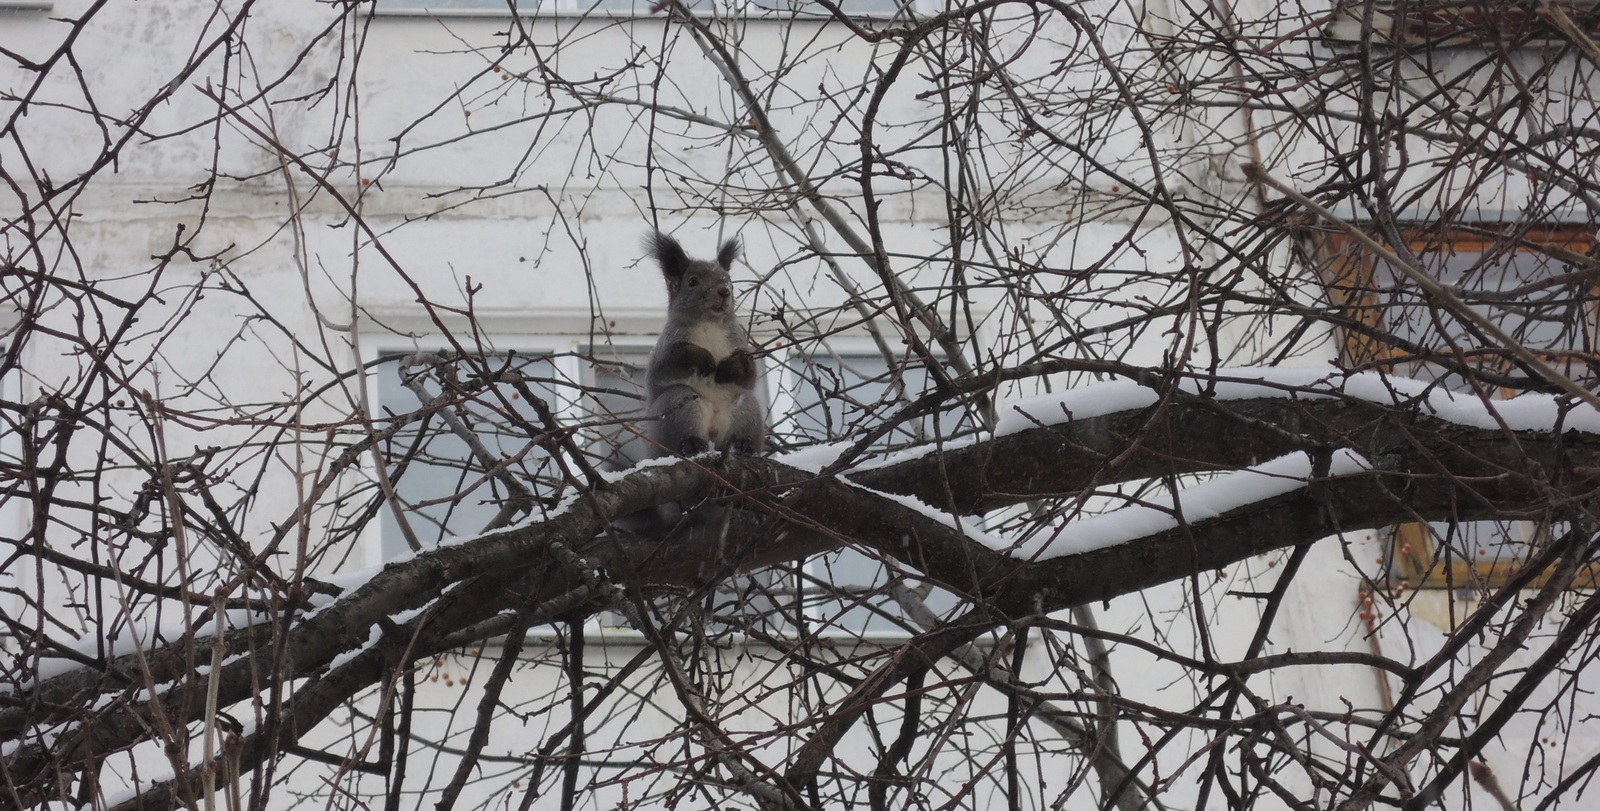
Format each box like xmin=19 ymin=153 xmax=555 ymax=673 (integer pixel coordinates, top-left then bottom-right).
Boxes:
xmin=0 ymin=334 xmax=24 ymax=650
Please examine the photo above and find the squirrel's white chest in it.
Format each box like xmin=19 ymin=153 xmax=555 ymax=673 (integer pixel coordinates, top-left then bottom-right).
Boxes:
xmin=685 ymin=322 xmax=737 ymax=361
xmin=681 ymin=322 xmax=743 ymax=441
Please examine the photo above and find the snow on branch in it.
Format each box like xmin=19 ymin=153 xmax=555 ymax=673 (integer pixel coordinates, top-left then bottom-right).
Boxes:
xmin=991 ymin=367 xmax=1600 ymax=436
xmin=7 ymin=368 xmax=1600 ymax=808
xmin=1003 ymin=449 xmax=1373 ymax=561
xmin=852 ymin=367 xmax=1600 ymax=514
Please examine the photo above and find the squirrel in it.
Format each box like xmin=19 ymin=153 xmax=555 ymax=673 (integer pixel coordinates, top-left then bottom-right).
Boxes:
xmin=643 ymin=232 xmax=766 ymax=457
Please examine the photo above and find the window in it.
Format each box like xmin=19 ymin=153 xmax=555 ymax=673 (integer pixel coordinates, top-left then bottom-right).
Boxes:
xmin=774 ymin=342 xmax=976 ymax=452
xmin=1317 ymin=224 xmax=1598 ymax=588
xmin=367 ymin=333 xmax=970 ymax=636
xmin=1323 ymin=0 xmax=1600 ymax=47
xmin=581 ymin=346 xmax=654 ymax=471
xmin=367 ymin=338 xmax=654 ymax=562
xmin=373 ymin=0 xmax=913 ymax=18
xmin=708 ymin=548 xmax=960 ymax=639
xmin=764 ymin=344 xmax=970 ymax=635
xmin=805 ymin=546 xmax=960 ymax=636
xmin=373 ymin=350 xmax=558 ymax=559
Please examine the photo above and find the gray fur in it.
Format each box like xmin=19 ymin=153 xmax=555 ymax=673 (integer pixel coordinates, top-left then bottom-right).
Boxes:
xmin=644 ymin=232 xmax=765 ymax=457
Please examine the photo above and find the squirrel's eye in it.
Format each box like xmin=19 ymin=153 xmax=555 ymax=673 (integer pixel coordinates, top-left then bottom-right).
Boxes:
xmin=687 ymin=276 xmax=699 ymax=287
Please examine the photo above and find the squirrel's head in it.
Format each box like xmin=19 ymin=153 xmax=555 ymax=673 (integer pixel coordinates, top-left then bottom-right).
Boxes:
xmin=648 ymin=232 xmax=741 ymax=320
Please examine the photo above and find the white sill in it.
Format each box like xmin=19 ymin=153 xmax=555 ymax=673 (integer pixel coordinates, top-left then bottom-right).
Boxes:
xmin=369 ymin=7 xmax=911 ymax=20
xmin=517 ymin=625 xmax=959 ymax=648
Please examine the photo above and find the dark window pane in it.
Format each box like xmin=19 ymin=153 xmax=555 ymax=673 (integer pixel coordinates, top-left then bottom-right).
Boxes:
xmin=806 ymin=546 xmax=959 ymax=636
xmin=782 ymin=349 xmax=973 ymax=451
xmin=377 ymin=353 xmax=559 ymax=557
xmin=1374 ymin=247 xmax=1597 ymax=388
xmin=581 ymin=350 xmax=652 ymax=471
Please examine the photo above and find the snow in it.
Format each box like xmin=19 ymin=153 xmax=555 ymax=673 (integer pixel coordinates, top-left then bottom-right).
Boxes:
xmin=772 ymin=440 xmax=853 ymax=473
xmin=326 ymin=624 xmax=383 ymax=672
xmin=843 ymin=480 xmax=1010 ymax=550
xmin=774 ymin=368 xmax=1600 ymax=564
xmin=19 ymin=563 xmax=405 ymax=691
xmin=15 ymin=368 xmax=1592 ymax=703
xmin=426 ymin=454 xmax=685 ymax=551
xmin=387 ymin=600 xmax=435 ymax=628
xmin=60 ymin=712 xmax=263 ymax=811
xmin=13 ymin=447 xmax=613 ymax=692
xmin=308 ymin=565 xmax=385 ymax=601
xmin=837 ymin=366 xmax=1600 ymax=476
xmin=996 ymin=367 xmax=1600 ymax=437
xmin=23 ymin=601 xmax=280 ymax=688
xmin=1002 ymin=449 xmax=1373 ymax=561
xmin=0 ymin=718 xmax=72 ymax=759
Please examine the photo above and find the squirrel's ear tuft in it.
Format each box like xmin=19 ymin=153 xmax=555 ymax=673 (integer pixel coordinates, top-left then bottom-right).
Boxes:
xmin=716 ymin=237 xmax=741 ymax=271
xmin=648 ymin=232 xmax=689 ymax=281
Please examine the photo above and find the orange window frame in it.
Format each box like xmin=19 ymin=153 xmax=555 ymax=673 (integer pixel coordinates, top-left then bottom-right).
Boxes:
xmin=1314 ymin=224 xmax=1599 ymax=590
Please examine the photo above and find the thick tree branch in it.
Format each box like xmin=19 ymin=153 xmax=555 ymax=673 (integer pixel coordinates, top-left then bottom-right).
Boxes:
xmin=6 ymin=378 xmax=1599 ymax=804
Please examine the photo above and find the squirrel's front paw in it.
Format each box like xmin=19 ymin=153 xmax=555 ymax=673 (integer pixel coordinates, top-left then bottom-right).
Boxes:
xmin=715 ymin=351 xmax=757 ymax=387
xmin=678 ymin=436 xmax=710 ymax=455
xmin=726 ymin=438 xmax=760 ymax=456
xmin=667 ymin=342 xmax=719 ymax=377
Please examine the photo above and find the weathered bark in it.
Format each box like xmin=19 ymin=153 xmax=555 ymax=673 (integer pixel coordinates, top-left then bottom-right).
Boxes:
xmin=30 ymin=390 xmax=1569 ymax=746
xmin=7 ymin=385 xmax=1598 ymax=807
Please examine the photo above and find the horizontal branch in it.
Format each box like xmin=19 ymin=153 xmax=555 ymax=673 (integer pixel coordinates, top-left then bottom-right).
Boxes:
xmin=6 ymin=373 xmax=1599 ymax=806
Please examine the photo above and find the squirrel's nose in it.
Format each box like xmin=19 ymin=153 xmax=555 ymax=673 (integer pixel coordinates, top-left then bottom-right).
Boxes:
xmin=717 ymin=286 xmax=731 ymax=299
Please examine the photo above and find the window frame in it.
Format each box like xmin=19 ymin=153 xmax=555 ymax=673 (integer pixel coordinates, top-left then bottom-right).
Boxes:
xmin=769 ymin=335 xmax=977 ymax=453
xmin=1315 ymin=223 xmax=1599 ymax=590
xmin=1322 ymin=0 xmax=1600 ymax=47
xmin=0 ymin=356 xmax=23 ymax=649
xmin=360 ymin=327 xmax=966 ymax=639
xmin=359 ymin=330 xmax=658 ymax=567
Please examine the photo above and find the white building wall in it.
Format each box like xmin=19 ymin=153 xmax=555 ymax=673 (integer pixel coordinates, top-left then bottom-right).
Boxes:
xmin=8 ymin=0 xmax=1590 ymax=808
